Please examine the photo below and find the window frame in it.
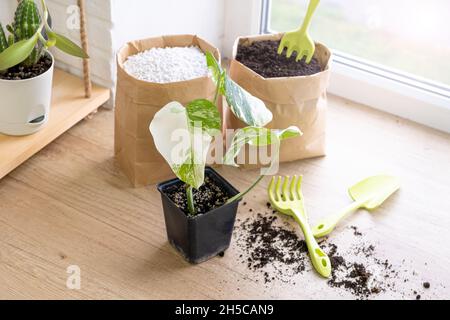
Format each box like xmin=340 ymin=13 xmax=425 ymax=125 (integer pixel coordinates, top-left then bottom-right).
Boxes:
xmin=259 ymin=0 xmax=450 ymax=133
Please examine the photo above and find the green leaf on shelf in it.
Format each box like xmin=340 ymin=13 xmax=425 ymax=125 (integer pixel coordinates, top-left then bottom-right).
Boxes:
xmin=0 ymin=23 xmax=8 ymax=53
xmin=54 ymin=32 xmax=88 ymax=59
xmin=0 ymin=34 xmax=39 ymax=71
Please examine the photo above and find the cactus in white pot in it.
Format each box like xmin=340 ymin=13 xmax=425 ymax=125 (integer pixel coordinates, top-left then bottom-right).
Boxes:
xmin=0 ymin=0 xmax=88 ymax=136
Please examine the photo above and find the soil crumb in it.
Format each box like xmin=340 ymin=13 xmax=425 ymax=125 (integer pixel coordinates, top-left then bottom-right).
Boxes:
xmin=350 ymin=225 xmax=363 ymax=236
xmin=236 ymin=40 xmax=322 ymax=78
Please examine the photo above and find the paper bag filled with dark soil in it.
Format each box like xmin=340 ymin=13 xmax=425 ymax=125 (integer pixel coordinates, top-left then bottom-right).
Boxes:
xmin=226 ymin=34 xmax=331 ymax=164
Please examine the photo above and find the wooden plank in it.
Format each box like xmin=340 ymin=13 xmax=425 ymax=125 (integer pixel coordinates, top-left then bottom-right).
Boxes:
xmin=0 ymin=69 xmax=110 ymax=180
xmin=0 ymin=95 xmax=449 ymax=299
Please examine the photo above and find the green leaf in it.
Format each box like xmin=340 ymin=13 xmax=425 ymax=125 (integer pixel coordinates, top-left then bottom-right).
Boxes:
xmin=149 ymin=101 xmax=220 ymax=190
xmin=0 ymin=23 xmax=8 ymax=53
xmin=206 ymin=51 xmax=272 ymax=127
xmin=44 ymin=26 xmax=57 ymax=48
xmin=224 ymin=126 xmax=302 ymax=166
xmin=0 ymin=34 xmax=38 ymax=70
xmin=6 ymin=24 xmax=14 ymax=35
xmin=7 ymin=35 xmax=15 ymax=47
xmin=54 ymin=32 xmax=88 ymax=58
xmin=186 ymin=99 xmax=221 ymax=135
xmin=274 ymin=126 xmax=303 ymax=141
xmin=224 ymin=76 xmax=273 ymax=127
xmin=223 ymin=126 xmax=302 ymax=204
xmin=206 ymin=52 xmax=223 ymax=86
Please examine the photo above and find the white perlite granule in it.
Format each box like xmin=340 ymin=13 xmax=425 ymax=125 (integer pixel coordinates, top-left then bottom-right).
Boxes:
xmin=124 ymin=46 xmax=209 ymax=83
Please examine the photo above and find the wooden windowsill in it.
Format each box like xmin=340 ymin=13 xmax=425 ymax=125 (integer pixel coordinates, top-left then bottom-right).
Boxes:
xmin=0 ymin=69 xmax=110 ymax=180
xmin=0 ymin=94 xmax=448 ymax=299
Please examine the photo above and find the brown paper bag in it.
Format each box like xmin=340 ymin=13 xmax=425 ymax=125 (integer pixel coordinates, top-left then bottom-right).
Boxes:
xmin=226 ymin=34 xmax=331 ymax=164
xmin=115 ymin=35 xmax=220 ymax=187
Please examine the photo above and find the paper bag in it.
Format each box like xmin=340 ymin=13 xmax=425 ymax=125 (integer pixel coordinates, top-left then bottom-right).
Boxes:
xmin=115 ymin=35 xmax=220 ymax=187
xmin=226 ymin=34 xmax=331 ymax=164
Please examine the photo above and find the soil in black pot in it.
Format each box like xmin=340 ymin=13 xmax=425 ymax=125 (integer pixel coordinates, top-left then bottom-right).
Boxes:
xmin=236 ymin=40 xmax=322 ymax=78
xmin=0 ymin=54 xmax=52 ymax=81
xmin=164 ymin=174 xmax=231 ymax=216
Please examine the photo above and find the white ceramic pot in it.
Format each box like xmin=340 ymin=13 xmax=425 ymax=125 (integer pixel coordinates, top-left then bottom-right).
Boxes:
xmin=0 ymin=52 xmax=54 ymax=136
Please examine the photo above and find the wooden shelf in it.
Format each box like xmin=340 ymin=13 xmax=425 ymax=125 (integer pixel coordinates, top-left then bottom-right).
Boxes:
xmin=0 ymin=68 xmax=110 ymax=180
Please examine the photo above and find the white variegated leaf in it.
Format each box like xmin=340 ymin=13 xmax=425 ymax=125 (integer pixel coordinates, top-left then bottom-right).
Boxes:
xmin=149 ymin=101 xmax=220 ymax=189
xmin=224 ymin=126 xmax=302 ymax=166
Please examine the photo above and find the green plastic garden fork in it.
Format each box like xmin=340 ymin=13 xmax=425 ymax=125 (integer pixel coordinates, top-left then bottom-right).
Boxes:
xmin=268 ymin=175 xmax=331 ymax=278
xmin=278 ymin=0 xmax=320 ymax=63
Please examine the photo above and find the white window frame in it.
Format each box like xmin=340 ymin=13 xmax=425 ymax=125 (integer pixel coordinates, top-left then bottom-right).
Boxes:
xmin=225 ymin=0 xmax=450 ymax=133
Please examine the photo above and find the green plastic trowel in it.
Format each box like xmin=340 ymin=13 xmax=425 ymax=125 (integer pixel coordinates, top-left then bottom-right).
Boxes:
xmin=312 ymin=175 xmax=400 ymax=238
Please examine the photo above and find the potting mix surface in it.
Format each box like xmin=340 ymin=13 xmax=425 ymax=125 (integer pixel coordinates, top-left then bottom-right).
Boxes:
xmin=236 ymin=40 xmax=322 ymax=78
xmin=165 ymin=175 xmax=231 ymax=215
xmin=0 ymin=54 xmax=52 ymax=80
xmin=124 ymin=45 xmax=209 ymax=83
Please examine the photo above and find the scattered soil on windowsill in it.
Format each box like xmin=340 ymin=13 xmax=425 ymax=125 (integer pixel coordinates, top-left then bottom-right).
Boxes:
xmin=236 ymin=40 xmax=322 ymax=78
xmin=235 ymin=214 xmax=308 ymax=284
xmin=164 ymin=175 xmax=231 ymax=216
xmin=0 ymin=54 xmax=52 ymax=81
xmin=234 ymin=205 xmax=434 ymax=300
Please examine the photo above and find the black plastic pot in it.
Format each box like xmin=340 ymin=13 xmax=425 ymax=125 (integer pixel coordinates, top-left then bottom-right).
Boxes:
xmin=157 ymin=167 xmax=241 ymax=264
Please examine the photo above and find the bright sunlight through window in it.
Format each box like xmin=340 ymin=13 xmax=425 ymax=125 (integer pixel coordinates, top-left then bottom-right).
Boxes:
xmin=268 ymin=0 xmax=450 ymax=87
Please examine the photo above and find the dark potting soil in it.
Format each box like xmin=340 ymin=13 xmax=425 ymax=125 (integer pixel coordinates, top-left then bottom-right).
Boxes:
xmin=236 ymin=40 xmax=322 ymax=78
xmin=235 ymin=214 xmax=308 ymax=284
xmin=234 ymin=210 xmax=432 ymax=299
xmin=324 ymin=241 xmax=383 ymax=298
xmin=164 ymin=175 xmax=231 ymax=216
xmin=0 ymin=54 xmax=52 ymax=80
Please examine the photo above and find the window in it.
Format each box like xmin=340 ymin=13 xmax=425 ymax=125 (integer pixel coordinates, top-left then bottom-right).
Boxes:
xmin=264 ymin=0 xmax=450 ymax=88
xmin=260 ymin=0 xmax=450 ymax=133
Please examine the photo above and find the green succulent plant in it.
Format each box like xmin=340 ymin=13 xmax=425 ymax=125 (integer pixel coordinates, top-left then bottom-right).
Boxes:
xmin=0 ymin=0 xmax=88 ymax=72
xmin=0 ymin=23 xmax=8 ymax=54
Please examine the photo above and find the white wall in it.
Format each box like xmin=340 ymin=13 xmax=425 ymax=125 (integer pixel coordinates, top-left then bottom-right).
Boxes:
xmin=47 ymin=0 xmax=115 ymax=93
xmin=111 ymin=0 xmax=225 ymax=53
xmin=107 ymin=0 xmax=226 ymax=107
xmin=1 ymin=0 xmax=251 ymax=107
xmin=50 ymin=0 xmax=227 ymax=107
xmin=223 ymin=0 xmax=261 ymax=58
xmin=0 ymin=1 xmax=14 ymax=25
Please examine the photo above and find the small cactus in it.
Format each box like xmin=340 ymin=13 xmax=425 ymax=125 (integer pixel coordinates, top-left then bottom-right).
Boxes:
xmin=10 ymin=0 xmax=43 ymax=66
xmin=0 ymin=23 xmax=8 ymax=54
xmin=0 ymin=0 xmax=88 ymax=72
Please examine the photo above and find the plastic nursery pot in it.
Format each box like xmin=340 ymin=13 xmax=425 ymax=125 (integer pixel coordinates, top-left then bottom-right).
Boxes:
xmin=0 ymin=51 xmax=54 ymax=136
xmin=157 ymin=167 xmax=241 ymax=264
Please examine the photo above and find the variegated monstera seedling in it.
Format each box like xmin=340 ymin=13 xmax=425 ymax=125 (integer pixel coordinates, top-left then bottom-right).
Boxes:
xmin=150 ymin=53 xmax=302 ymax=215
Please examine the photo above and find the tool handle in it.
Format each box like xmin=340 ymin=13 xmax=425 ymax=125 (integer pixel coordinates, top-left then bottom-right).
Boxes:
xmin=312 ymin=200 xmax=364 ymax=238
xmin=299 ymin=0 xmax=320 ymax=33
xmin=292 ymin=209 xmax=331 ymax=278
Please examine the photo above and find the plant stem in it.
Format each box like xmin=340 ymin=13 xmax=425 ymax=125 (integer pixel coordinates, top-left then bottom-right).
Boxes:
xmin=213 ymin=77 xmax=221 ymax=106
xmin=186 ymin=185 xmax=196 ymax=216
xmin=226 ymin=174 xmax=265 ymax=204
